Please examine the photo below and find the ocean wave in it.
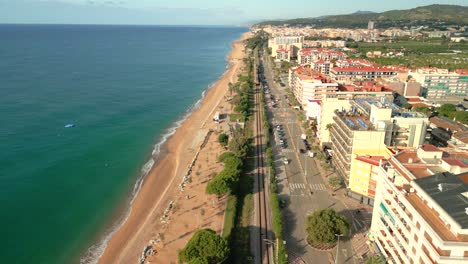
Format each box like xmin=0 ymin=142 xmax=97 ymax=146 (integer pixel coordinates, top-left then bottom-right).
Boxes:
xmin=79 ymin=65 xmax=230 ymax=264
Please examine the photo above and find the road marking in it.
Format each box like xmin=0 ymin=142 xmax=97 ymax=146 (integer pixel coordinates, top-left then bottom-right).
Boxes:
xmin=290 ymin=183 xmax=306 ymax=190
xmin=281 ymin=149 xmax=294 ymax=153
xmin=309 ymin=183 xmax=326 ymax=191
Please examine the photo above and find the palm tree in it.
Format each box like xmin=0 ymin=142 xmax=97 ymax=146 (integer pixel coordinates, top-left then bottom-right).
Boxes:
xmin=325 ymin=123 xmax=333 ymax=131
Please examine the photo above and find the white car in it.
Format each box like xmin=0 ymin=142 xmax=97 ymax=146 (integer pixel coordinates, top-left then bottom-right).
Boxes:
xmin=282 ymin=157 xmax=289 ymax=165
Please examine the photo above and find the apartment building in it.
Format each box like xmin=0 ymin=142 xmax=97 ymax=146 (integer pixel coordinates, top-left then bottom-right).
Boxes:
xmin=370 ymin=145 xmax=468 ymax=264
xmin=305 ymin=40 xmax=347 ymax=48
xmin=268 ymin=36 xmax=304 ymax=58
xmin=306 ymin=83 xmax=393 ymax=145
xmin=409 ymin=68 xmax=467 ymax=103
xmin=276 ymin=47 xmax=290 ymax=61
xmin=335 ymin=59 xmax=375 ymax=68
xmin=330 ymin=65 xmax=398 ymax=84
xmin=330 ymin=98 xmax=429 ymax=181
xmin=429 ymin=116 xmax=468 ymax=150
xmin=331 ymin=106 xmax=388 ymax=180
xmin=288 ymin=66 xmax=338 ymax=107
xmin=297 ymin=48 xmax=346 ymax=65
xmin=311 ymin=59 xmax=331 ymax=75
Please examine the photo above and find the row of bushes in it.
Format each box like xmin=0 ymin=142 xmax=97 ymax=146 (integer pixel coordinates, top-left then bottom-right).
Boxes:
xmin=231 ymin=58 xmax=254 ymax=121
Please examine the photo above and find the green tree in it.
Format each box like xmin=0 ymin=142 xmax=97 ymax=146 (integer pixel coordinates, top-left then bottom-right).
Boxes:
xmin=218 ymin=133 xmax=229 ymax=147
xmin=365 ymin=255 xmax=386 ymax=264
xmin=402 ymin=102 xmax=412 ymax=110
xmin=228 ymin=130 xmax=250 ymax=158
xmin=306 ymin=209 xmax=349 ymax=245
xmin=206 ymin=152 xmax=243 ymax=196
xmin=179 ymin=229 xmax=230 ymax=264
xmin=206 ymin=173 xmax=232 ymax=196
xmin=414 ymin=106 xmax=432 ymax=116
xmin=437 ymin=104 xmax=456 ymax=117
xmin=453 ymin=111 xmax=468 ymax=124
xmin=328 ymin=176 xmax=343 ymax=189
xmin=316 ymin=152 xmax=326 ymax=161
xmin=326 ymin=123 xmax=333 ymax=131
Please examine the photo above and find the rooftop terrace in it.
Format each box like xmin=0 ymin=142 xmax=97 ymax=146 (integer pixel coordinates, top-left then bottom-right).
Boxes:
xmin=334 ymin=109 xmax=374 ymax=131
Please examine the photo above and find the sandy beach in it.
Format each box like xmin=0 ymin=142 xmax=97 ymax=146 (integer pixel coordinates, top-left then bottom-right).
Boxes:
xmin=97 ymin=31 xmax=252 ymax=264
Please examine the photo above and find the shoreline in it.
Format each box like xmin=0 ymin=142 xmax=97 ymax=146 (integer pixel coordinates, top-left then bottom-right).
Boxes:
xmin=93 ymin=31 xmax=251 ymax=264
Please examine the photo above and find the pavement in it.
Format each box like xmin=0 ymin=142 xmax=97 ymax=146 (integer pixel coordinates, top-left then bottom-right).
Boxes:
xmin=261 ymin=55 xmax=375 ymax=264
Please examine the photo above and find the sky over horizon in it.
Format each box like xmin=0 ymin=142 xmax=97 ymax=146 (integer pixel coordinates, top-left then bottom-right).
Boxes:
xmin=0 ymin=0 xmax=466 ymax=25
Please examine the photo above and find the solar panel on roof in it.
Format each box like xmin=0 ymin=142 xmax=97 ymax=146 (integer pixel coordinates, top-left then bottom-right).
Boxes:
xmin=345 ymin=118 xmax=355 ymax=127
xmin=357 ymin=119 xmax=368 ymax=129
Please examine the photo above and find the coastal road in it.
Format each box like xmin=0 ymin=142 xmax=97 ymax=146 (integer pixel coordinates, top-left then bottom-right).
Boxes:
xmin=261 ymin=55 xmax=358 ymax=264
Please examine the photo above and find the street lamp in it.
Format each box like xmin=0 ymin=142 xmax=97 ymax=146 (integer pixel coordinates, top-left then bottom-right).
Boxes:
xmin=334 ymin=233 xmax=344 ymax=264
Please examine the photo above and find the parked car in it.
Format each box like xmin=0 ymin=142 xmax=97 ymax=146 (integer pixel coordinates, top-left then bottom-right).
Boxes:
xmin=279 ymin=198 xmax=287 ymax=208
xmin=282 ymin=156 xmax=289 ymax=165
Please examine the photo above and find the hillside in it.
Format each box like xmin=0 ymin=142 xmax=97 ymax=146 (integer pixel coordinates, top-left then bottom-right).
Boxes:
xmin=256 ymin=5 xmax=468 ymax=28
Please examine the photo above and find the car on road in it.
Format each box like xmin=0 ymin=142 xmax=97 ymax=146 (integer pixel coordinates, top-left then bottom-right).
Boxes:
xmin=279 ymin=198 xmax=287 ymax=208
xmin=282 ymin=156 xmax=289 ymax=165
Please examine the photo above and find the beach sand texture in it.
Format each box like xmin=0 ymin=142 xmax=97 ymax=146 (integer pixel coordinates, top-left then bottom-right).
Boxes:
xmin=97 ymin=31 xmax=252 ymax=264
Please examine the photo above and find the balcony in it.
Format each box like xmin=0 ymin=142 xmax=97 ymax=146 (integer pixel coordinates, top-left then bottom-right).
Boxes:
xmin=380 ymin=204 xmax=410 ymax=252
xmin=332 ymin=124 xmax=352 ymax=145
xmin=377 ymin=225 xmax=404 ymax=264
xmin=333 ymin=115 xmax=353 ymax=137
xmin=393 ymin=133 xmax=409 ymax=140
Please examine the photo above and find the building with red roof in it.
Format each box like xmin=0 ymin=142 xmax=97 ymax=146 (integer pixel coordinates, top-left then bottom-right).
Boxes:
xmin=288 ymin=66 xmax=338 ymax=107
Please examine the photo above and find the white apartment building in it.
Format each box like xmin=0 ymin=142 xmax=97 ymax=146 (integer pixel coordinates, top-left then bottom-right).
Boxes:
xmin=276 ymin=47 xmax=290 ymax=61
xmin=288 ymin=66 xmax=338 ymax=107
xmin=268 ymin=36 xmax=304 ymax=58
xmin=297 ymin=48 xmax=347 ymax=66
xmin=371 ymin=145 xmax=468 ymax=264
xmin=311 ymin=59 xmax=331 ymax=75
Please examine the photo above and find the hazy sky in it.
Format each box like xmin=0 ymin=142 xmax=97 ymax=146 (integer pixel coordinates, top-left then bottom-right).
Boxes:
xmin=0 ymin=0 xmax=466 ymax=25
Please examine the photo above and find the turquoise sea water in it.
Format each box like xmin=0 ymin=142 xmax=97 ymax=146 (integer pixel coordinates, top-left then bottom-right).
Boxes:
xmin=0 ymin=24 xmax=246 ymax=263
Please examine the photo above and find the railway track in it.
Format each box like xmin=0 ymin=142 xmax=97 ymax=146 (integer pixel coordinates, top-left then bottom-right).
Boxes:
xmin=254 ymin=78 xmax=272 ymax=263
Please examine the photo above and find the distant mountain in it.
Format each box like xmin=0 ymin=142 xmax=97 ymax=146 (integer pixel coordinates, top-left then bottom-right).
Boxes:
xmin=256 ymin=4 xmax=468 ymax=28
xmin=351 ymin=10 xmax=376 ymax=15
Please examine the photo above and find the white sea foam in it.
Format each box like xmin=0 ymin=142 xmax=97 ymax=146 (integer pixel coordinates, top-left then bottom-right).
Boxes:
xmin=79 ymin=68 xmax=229 ymax=264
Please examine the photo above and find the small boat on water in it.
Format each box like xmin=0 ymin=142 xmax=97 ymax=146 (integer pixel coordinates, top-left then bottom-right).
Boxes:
xmin=64 ymin=124 xmax=76 ymax=128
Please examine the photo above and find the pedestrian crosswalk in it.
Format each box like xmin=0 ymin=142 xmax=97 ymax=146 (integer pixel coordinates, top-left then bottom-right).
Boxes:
xmin=289 ymin=183 xmax=306 ymax=190
xmin=310 ymin=183 xmax=326 ymax=191
xmin=289 ymin=183 xmax=327 ymax=191
xmin=281 ymin=149 xmax=294 ymax=153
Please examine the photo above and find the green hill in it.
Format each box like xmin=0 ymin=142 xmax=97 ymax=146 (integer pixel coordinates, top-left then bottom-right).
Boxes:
xmin=257 ymin=5 xmax=468 ymax=28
